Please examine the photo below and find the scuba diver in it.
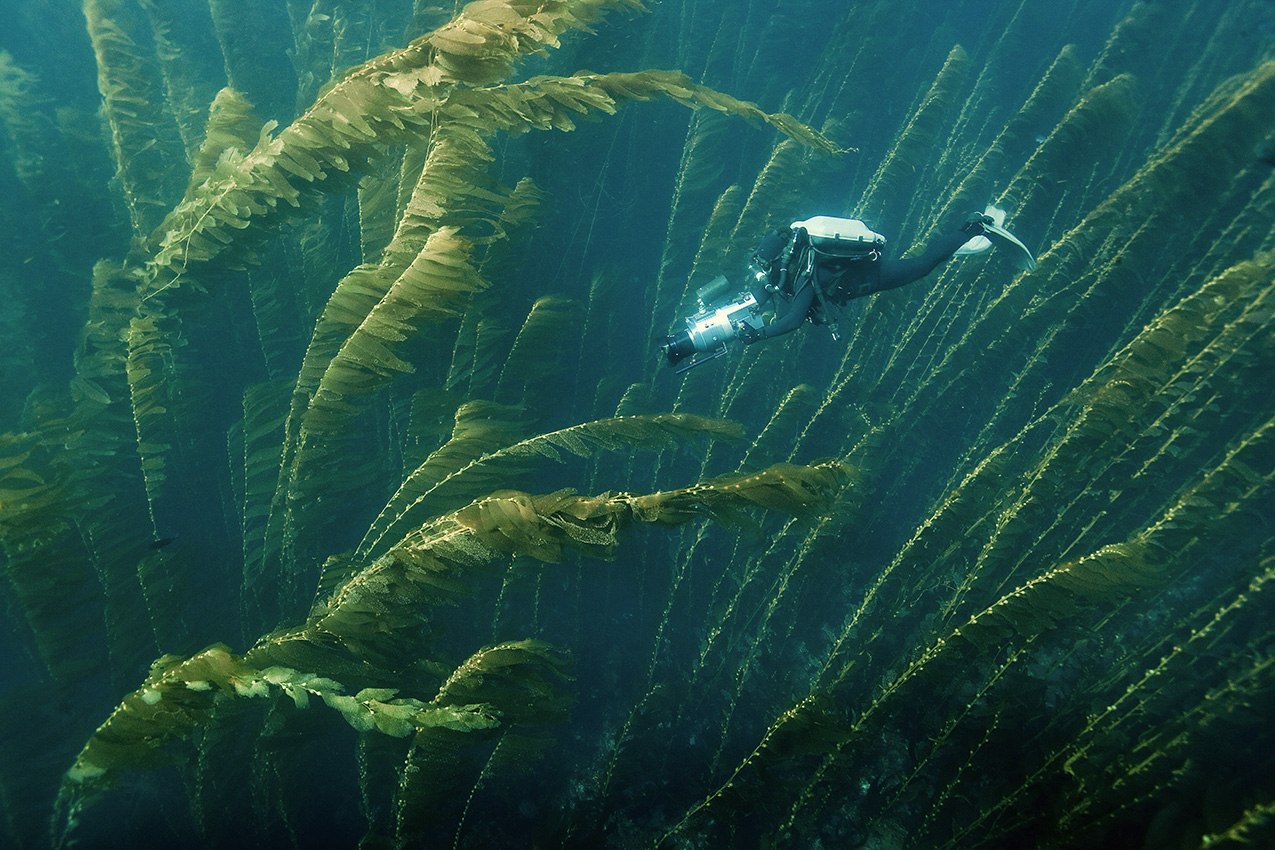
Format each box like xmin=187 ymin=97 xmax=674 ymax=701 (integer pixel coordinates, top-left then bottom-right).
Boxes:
xmin=662 ymin=206 xmax=1036 ymax=372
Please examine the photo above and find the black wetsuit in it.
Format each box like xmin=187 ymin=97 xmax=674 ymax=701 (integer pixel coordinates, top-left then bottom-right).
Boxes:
xmin=751 ymin=224 xmax=975 ymax=340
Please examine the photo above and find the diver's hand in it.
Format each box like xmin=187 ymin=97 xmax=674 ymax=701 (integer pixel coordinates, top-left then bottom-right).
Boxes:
xmin=735 ymin=320 xmax=762 ymax=344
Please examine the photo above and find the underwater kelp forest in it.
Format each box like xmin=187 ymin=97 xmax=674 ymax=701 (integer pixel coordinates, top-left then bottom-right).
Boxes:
xmin=1 ymin=0 xmax=1273 ymax=847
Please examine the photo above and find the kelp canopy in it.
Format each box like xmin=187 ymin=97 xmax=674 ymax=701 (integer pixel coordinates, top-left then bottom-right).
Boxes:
xmin=1 ymin=0 xmax=1273 ymax=847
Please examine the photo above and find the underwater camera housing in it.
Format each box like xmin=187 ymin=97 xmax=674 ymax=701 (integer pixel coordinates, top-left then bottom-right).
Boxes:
xmin=663 ymin=275 xmax=765 ymax=374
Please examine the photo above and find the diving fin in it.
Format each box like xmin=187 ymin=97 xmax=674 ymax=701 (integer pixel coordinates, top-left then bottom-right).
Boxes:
xmin=955 ymin=204 xmax=1037 ymax=271
xmin=954 ymin=204 xmax=1004 ymax=257
xmin=982 ymin=221 xmax=1037 ymax=271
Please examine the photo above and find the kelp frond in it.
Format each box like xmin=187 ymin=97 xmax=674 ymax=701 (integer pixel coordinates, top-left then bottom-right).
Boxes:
xmin=661 ymin=410 xmax=1274 ymax=846
xmin=306 ymin=459 xmax=851 ymax=666
xmin=394 ymin=639 xmax=572 ymax=843
xmin=56 ymin=640 xmax=566 ymax=826
xmin=439 ymin=70 xmax=842 ymax=153
xmin=859 ymin=44 xmax=969 ymax=224
xmin=358 ymin=399 xmax=529 ymax=557
xmin=140 ymin=4 xmax=832 ymax=299
xmin=493 ymin=294 xmax=585 ymax=405
xmin=186 ymin=87 xmax=261 ymax=194
xmin=83 ymin=0 xmax=187 ymax=236
xmin=361 ymin=412 xmax=747 ymax=557
xmin=303 ymin=225 xmax=486 ymax=432
xmin=15 ymin=1 xmax=1273 ymax=847
xmin=57 ymin=458 xmax=849 ymax=823
xmin=250 ymin=61 xmax=835 ymax=572
xmin=423 ymin=0 xmax=648 ymax=85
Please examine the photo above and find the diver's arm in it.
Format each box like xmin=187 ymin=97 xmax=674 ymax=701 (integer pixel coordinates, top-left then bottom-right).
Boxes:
xmin=753 ymin=281 xmax=814 ymax=340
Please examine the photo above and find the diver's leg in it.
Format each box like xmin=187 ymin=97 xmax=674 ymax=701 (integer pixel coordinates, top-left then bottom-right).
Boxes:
xmin=876 ymin=227 xmax=975 ymax=291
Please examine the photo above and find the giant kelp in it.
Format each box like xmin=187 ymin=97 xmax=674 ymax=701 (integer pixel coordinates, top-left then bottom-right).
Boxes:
xmin=0 ymin=0 xmax=1273 ymax=848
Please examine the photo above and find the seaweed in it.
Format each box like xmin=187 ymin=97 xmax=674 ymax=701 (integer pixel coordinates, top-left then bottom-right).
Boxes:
xmin=1 ymin=1 xmax=1273 ymax=848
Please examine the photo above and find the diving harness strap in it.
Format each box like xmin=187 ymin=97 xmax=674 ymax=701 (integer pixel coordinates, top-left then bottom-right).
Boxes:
xmin=784 ymin=228 xmax=842 ymax=341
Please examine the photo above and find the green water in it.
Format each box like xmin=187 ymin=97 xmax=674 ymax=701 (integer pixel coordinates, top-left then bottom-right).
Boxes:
xmin=0 ymin=1 xmax=1272 ymax=847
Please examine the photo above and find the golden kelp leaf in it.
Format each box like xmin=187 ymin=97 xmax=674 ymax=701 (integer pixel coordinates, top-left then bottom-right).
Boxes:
xmin=187 ymin=88 xmax=261 ymax=192
xmin=361 ymin=412 xmax=745 ymax=558
xmin=0 ymin=448 xmax=34 ymax=472
xmin=70 ymin=375 xmax=116 ymax=409
xmin=395 ymin=638 xmax=574 ymax=841
xmin=431 ymin=26 xmax=495 ymax=55
xmin=303 ymin=459 xmax=854 ymax=675
xmin=432 ymin=639 xmax=571 ymax=721
xmin=359 ymin=400 xmax=529 ymax=557
xmin=82 ymin=0 xmax=188 ymax=237
xmin=456 ymin=491 xmax=564 ymax=561
xmin=63 ymin=644 xmax=249 ymax=787
xmin=301 ymin=226 xmax=485 ymax=430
